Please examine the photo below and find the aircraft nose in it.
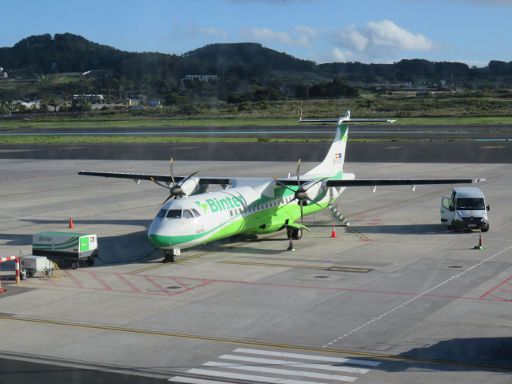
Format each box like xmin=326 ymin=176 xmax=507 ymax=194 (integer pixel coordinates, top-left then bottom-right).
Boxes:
xmin=148 ymin=233 xmax=172 ymax=248
xmin=148 ymin=220 xmax=172 ymax=247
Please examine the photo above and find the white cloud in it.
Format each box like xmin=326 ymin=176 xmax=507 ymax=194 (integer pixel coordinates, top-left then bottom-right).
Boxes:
xmin=240 ymin=26 xmax=317 ymax=47
xmin=198 ymin=28 xmax=228 ymax=38
xmin=326 ymin=19 xmax=434 ymax=63
xmin=335 ymin=25 xmax=369 ymax=52
xmin=365 ymin=20 xmax=432 ymax=51
xmin=329 ymin=48 xmax=353 ymax=62
xmin=241 ymin=28 xmax=292 ymax=45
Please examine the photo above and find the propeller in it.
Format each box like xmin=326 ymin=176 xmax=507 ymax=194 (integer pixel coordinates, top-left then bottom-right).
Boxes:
xmin=274 ymin=158 xmax=327 ymax=226
xmin=151 ymin=158 xmax=198 ymax=205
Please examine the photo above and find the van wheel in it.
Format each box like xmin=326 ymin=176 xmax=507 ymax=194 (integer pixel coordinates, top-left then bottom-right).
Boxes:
xmin=71 ymin=262 xmax=79 ymax=270
xmin=87 ymin=257 xmax=95 ymax=266
xmin=481 ymin=222 xmax=490 ymax=232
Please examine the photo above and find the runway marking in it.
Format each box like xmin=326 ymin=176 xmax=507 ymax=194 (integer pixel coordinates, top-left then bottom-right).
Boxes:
xmin=322 ymin=244 xmax=512 ymax=348
xmin=170 ymin=347 xmax=377 ymax=384
xmin=218 ymin=354 xmax=370 ymax=374
xmin=233 ymin=348 xmax=379 ymax=367
xmin=63 ymin=270 xmax=84 ymax=288
xmin=479 ymin=275 xmax=512 ymax=300
xmin=219 ymin=260 xmax=372 ymax=273
xmin=203 ymin=361 xmax=357 ymax=382
xmin=170 ymin=377 xmax=233 ymax=384
xmin=186 ymin=369 xmax=330 ymax=384
xmin=1 ymin=313 xmax=511 ymax=372
xmin=89 ymin=271 xmax=112 ymax=291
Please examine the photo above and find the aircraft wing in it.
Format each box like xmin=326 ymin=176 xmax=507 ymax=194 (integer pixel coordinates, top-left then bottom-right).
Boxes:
xmin=325 ymin=178 xmax=482 ymax=187
xmin=78 ymin=171 xmax=230 ymax=185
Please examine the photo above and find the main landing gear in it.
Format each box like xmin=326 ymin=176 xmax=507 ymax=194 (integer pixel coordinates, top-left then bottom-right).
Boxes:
xmin=286 ymin=227 xmax=303 ymax=240
xmin=163 ymin=248 xmax=180 ymax=263
xmin=286 ymin=227 xmax=303 ymax=251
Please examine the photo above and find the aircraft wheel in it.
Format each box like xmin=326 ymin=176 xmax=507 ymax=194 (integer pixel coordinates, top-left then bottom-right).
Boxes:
xmin=291 ymin=228 xmax=303 ymax=240
xmin=163 ymin=252 xmax=177 ymax=263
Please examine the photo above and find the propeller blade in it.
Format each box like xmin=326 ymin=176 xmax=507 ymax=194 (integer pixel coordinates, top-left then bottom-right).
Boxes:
xmin=161 ymin=193 xmax=173 ymax=206
xmin=296 ymin=159 xmax=302 ymax=187
xmin=303 ymin=177 xmax=329 ymax=192
xmin=300 ymin=202 xmax=304 ymax=226
xmin=273 ymin=178 xmax=297 ymax=194
xmin=179 ymin=170 xmax=199 ymax=186
xmin=150 ymin=177 xmax=171 ymax=190
xmin=169 ymin=157 xmax=176 ymax=185
xmin=283 ymin=197 xmax=297 ymax=207
xmin=305 ymin=197 xmax=324 ymax=209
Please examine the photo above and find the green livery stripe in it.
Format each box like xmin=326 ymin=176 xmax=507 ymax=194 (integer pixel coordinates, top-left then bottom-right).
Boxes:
xmin=33 ymin=237 xmax=79 ymax=250
xmin=150 ymin=191 xmax=331 ymax=248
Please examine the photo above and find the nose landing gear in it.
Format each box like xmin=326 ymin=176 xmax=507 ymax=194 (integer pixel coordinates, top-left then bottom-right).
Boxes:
xmin=163 ymin=248 xmax=180 ymax=263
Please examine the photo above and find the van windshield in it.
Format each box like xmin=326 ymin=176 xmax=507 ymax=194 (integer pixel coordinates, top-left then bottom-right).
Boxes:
xmin=456 ymin=198 xmax=485 ymax=210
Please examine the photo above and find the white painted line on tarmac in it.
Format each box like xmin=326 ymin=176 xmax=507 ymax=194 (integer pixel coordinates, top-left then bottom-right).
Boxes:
xmin=219 ymin=354 xmax=370 ymax=374
xmin=169 ymin=376 xmax=234 ymax=384
xmin=204 ymin=361 xmax=356 ymax=382
xmin=188 ymin=368 xmax=335 ymax=384
xmin=234 ymin=348 xmax=380 ymax=367
xmin=323 ymin=244 xmax=512 ymax=348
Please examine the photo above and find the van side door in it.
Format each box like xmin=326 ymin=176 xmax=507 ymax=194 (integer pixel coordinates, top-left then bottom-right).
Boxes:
xmin=440 ymin=196 xmax=453 ymax=223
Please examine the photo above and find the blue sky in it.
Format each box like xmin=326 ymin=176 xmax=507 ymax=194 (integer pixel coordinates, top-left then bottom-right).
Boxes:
xmin=1 ymin=0 xmax=511 ymax=66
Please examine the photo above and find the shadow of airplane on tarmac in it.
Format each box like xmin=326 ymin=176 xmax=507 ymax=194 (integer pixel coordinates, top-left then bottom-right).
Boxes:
xmin=365 ymin=337 xmax=512 ymax=373
xmin=348 ymin=223 xmax=458 ymax=235
xmin=20 ymin=218 xmax=149 ymax=227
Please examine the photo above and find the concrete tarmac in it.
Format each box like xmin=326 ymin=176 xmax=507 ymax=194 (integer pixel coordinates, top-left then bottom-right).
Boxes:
xmin=1 ymin=158 xmax=511 ymax=384
xmin=1 ymin=140 xmax=512 ymax=162
xmin=3 ymin=124 xmax=512 ymax=140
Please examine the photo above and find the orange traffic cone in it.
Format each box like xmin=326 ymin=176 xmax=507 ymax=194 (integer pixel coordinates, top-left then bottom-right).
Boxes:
xmin=331 ymin=225 xmax=337 ymax=238
xmin=68 ymin=217 xmax=75 ymax=229
xmin=473 ymin=234 xmax=483 ymax=250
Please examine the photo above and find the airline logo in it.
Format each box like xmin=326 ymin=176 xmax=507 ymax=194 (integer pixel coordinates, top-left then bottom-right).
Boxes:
xmin=195 ymin=194 xmax=247 ymax=213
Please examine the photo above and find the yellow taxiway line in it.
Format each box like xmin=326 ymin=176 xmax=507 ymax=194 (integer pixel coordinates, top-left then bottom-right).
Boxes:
xmin=0 ymin=314 xmax=510 ymax=372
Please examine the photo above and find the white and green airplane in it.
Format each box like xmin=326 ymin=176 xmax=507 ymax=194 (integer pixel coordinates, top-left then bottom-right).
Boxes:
xmin=79 ymin=112 xmax=481 ymax=262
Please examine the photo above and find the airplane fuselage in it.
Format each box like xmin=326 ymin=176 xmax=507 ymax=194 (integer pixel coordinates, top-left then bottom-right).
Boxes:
xmin=148 ymin=184 xmax=343 ymax=250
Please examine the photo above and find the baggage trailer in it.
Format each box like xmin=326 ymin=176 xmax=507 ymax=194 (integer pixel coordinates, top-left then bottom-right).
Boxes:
xmin=32 ymin=232 xmax=98 ymax=269
xmin=20 ymin=255 xmax=53 ymax=277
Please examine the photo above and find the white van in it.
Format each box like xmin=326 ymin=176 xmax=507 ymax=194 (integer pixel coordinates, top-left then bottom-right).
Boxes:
xmin=440 ymin=187 xmax=490 ymax=231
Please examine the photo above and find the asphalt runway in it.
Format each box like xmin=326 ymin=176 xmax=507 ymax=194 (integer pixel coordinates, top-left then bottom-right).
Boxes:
xmin=1 ymin=140 xmax=512 ymax=162
xmin=3 ymin=124 xmax=512 ymax=140
xmin=1 ymin=159 xmax=511 ymax=384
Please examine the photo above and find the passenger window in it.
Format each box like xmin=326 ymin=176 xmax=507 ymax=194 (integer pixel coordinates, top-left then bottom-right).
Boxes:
xmin=191 ymin=208 xmax=201 ymax=217
xmin=183 ymin=209 xmax=194 ymax=219
xmin=166 ymin=209 xmax=182 ymax=219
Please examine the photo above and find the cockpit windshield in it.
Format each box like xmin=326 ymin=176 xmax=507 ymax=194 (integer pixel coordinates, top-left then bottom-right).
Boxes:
xmin=456 ymin=198 xmax=485 ymax=210
xmin=166 ymin=209 xmax=182 ymax=218
xmin=156 ymin=208 xmax=201 ymax=219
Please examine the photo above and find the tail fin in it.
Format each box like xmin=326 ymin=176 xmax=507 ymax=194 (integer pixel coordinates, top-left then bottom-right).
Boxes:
xmin=301 ymin=111 xmax=395 ymax=179
xmin=304 ymin=120 xmax=348 ymax=179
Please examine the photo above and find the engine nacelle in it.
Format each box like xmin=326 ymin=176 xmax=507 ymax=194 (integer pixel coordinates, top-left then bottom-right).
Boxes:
xmin=179 ymin=177 xmax=200 ymax=196
xmin=300 ymin=179 xmax=324 ymax=201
